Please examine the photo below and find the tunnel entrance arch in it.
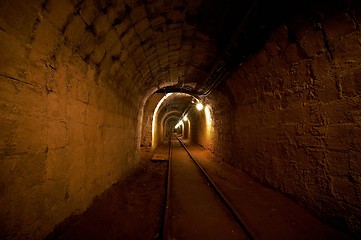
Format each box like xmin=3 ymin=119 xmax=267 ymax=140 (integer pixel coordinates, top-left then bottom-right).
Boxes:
xmin=164 ymin=116 xmax=178 ymax=140
xmin=140 ymin=92 xmax=197 ymax=149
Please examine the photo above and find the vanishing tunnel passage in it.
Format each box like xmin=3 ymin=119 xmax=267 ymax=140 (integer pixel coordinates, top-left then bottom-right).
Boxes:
xmin=1 ymin=0 xmax=361 ymax=239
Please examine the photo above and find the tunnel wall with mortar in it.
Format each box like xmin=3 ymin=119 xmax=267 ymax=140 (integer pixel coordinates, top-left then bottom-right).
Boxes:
xmin=226 ymin=7 xmax=361 ymax=233
xmin=190 ymin=89 xmax=234 ymax=162
xmin=140 ymin=93 xmax=163 ymax=147
xmin=0 ymin=1 xmax=144 ymax=239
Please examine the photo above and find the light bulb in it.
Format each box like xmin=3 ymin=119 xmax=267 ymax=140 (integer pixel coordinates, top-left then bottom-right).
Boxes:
xmin=196 ymin=103 xmax=203 ymax=110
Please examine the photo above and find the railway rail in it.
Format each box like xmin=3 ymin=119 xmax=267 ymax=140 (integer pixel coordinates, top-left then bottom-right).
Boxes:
xmin=160 ymin=134 xmax=254 ymax=240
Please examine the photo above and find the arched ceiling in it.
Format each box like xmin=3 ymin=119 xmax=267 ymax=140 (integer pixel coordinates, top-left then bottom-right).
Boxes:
xmin=63 ymin=0 xmax=348 ymax=115
xmin=68 ymin=0 xmax=265 ymax=97
xmin=156 ymin=93 xmax=194 ymax=123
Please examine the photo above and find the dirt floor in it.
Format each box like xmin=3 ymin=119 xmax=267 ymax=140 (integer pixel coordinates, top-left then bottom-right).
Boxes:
xmin=184 ymin=142 xmax=353 ymax=240
xmin=46 ymin=142 xmax=354 ymax=240
xmin=46 ymin=146 xmax=168 ymax=240
xmin=167 ymin=141 xmax=248 ymax=240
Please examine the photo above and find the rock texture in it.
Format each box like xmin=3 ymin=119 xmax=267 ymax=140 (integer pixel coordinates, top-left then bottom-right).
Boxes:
xmin=1 ymin=0 xmax=361 ymax=238
xmin=225 ymin=5 xmax=361 ymax=234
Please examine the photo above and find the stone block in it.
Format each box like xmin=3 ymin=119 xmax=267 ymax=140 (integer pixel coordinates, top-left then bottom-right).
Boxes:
xmin=157 ymin=40 xmax=168 ymax=50
xmin=265 ymin=40 xmax=281 ymax=57
xmin=135 ymin=18 xmax=150 ymax=34
xmin=151 ymin=16 xmax=166 ymax=28
xmin=123 ymin=58 xmax=137 ymax=74
xmin=147 ymin=0 xmax=165 ymax=15
xmin=338 ymin=66 xmax=361 ymax=97
xmin=114 ymin=16 xmax=132 ymax=36
xmin=323 ymin=13 xmax=357 ymax=40
xmin=48 ymin=92 xmax=66 ymax=120
xmin=5 ymin=152 xmax=46 ymax=189
xmin=331 ymin=176 xmax=359 ymax=205
xmin=255 ymin=50 xmax=270 ymax=66
xmin=332 ymin=35 xmax=361 ymax=62
xmin=0 ymin=31 xmax=27 ymax=80
xmin=85 ymin=104 xmax=98 ymax=126
xmin=133 ymin=48 xmax=146 ymax=64
xmin=67 ymin=121 xmax=85 ymax=146
xmin=108 ymin=61 xmax=122 ymax=78
xmin=0 ymin=76 xmax=20 ymax=115
xmin=102 ymin=29 xmax=118 ymax=50
xmin=155 ymin=31 xmax=168 ymax=42
xmin=41 ymin=179 xmax=70 ymax=232
xmin=284 ymin=43 xmax=304 ymax=63
xmin=90 ymin=45 xmax=106 ymax=65
xmin=6 ymin=184 xmax=46 ymax=239
xmin=75 ymin=80 xmax=90 ymax=103
xmin=168 ymin=29 xmax=182 ymax=39
xmin=120 ymin=27 xmax=136 ymax=46
xmin=45 ymin=148 xmax=69 ymax=180
xmin=79 ymin=0 xmax=97 ymax=25
xmin=64 ymin=15 xmax=86 ymax=46
xmin=85 ymin=125 xmax=101 ymax=145
xmin=32 ymin=19 xmax=60 ymax=56
xmin=300 ymin=30 xmax=325 ymax=57
xmin=144 ymin=46 xmax=156 ymax=57
xmin=15 ymin=115 xmax=47 ymax=154
xmin=67 ymin=146 xmax=86 ymax=193
xmin=167 ymin=10 xmax=184 ymax=24
xmin=67 ymin=98 xmax=86 ymax=123
xmin=109 ymin=39 xmax=124 ymax=58
xmin=0 ymin=155 xmax=19 ymax=192
xmin=0 ymin=0 xmax=37 ymax=43
xmin=18 ymin=84 xmax=47 ymax=118
xmin=44 ymin=0 xmax=74 ymax=30
xmin=47 ymin=120 xmax=67 ymax=149
xmin=130 ymin=5 xmax=147 ymax=24
xmin=94 ymin=14 xmax=112 ymax=35
xmin=78 ymin=31 xmax=97 ymax=60
xmin=311 ymin=54 xmax=338 ymax=102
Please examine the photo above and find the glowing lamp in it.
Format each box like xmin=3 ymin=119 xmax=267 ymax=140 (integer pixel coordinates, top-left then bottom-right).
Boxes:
xmin=196 ymin=103 xmax=204 ymax=110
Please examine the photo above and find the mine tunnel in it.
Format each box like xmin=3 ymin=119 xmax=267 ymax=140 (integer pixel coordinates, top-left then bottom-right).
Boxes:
xmin=1 ymin=0 xmax=361 ymax=239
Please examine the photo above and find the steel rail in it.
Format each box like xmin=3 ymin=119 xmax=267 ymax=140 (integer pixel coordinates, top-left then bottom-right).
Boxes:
xmin=175 ymin=136 xmax=255 ymax=240
xmin=159 ymin=137 xmax=172 ymax=240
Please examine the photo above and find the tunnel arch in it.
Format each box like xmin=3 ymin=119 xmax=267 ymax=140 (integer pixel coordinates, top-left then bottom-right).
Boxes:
xmin=147 ymin=92 xmax=195 ymax=148
xmin=1 ymin=0 xmax=361 ymax=238
xmin=163 ymin=115 xmax=178 ymax=139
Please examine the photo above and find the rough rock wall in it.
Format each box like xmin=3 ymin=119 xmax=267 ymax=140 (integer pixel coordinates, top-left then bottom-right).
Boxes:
xmin=0 ymin=1 xmax=142 ymax=239
xmin=190 ymin=105 xmax=214 ymax=149
xmin=191 ymin=89 xmax=234 ymax=162
xmin=226 ymin=6 xmax=361 ymax=233
xmin=140 ymin=93 xmax=163 ymax=147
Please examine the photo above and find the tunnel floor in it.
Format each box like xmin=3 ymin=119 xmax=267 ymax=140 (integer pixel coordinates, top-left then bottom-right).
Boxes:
xmin=167 ymin=140 xmax=248 ymax=239
xmin=46 ymin=146 xmax=168 ymax=240
xmin=46 ymin=142 xmax=350 ymax=240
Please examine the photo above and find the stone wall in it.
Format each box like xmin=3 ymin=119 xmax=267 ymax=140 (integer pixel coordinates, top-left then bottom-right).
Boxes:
xmin=140 ymin=93 xmax=163 ymax=147
xmin=190 ymin=105 xmax=213 ymax=149
xmin=190 ymin=89 xmax=234 ymax=162
xmin=0 ymin=1 xmax=143 ymax=239
xmin=226 ymin=6 xmax=361 ymax=233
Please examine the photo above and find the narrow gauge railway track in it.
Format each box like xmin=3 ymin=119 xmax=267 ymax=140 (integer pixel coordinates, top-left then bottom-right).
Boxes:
xmin=160 ymin=134 xmax=254 ymax=240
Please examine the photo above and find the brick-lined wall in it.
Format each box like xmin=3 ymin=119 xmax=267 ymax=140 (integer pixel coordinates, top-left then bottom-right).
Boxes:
xmin=0 ymin=1 xmax=143 ymax=239
xmin=140 ymin=93 xmax=163 ymax=147
xmin=191 ymin=90 xmax=234 ymax=163
xmin=226 ymin=7 xmax=361 ymax=233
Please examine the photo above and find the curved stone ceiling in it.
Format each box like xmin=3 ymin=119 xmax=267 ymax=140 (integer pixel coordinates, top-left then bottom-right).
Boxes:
xmin=57 ymin=0 xmax=262 ymax=97
xmin=156 ymin=93 xmax=194 ymax=122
